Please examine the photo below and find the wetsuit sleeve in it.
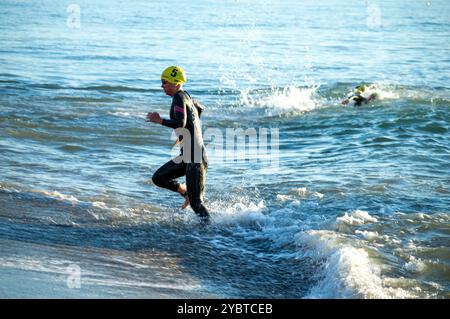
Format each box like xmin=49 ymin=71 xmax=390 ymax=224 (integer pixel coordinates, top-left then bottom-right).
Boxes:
xmin=161 ymin=93 xmax=187 ymax=129
xmin=192 ymin=99 xmax=204 ymax=118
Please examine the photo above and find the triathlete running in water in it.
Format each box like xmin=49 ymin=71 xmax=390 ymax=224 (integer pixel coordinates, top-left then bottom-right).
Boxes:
xmin=146 ymin=66 xmax=210 ymax=222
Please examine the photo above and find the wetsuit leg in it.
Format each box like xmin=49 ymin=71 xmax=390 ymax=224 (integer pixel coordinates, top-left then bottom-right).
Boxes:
xmin=186 ymin=162 xmax=209 ymax=218
xmin=152 ymin=159 xmax=187 ymax=192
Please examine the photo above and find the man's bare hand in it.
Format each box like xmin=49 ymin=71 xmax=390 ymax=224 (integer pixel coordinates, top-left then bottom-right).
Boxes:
xmin=146 ymin=112 xmax=163 ymax=124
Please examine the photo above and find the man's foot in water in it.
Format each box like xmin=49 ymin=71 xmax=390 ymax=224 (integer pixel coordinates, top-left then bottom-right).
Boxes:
xmin=199 ymin=215 xmax=211 ymax=227
xmin=181 ymin=194 xmax=190 ymax=209
xmin=178 ymin=184 xmax=190 ymax=209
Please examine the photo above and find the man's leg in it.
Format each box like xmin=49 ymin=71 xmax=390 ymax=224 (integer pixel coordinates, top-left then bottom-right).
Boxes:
xmin=152 ymin=159 xmax=187 ymax=193
xmin=186 ymin=162 xmax=209 ymax=219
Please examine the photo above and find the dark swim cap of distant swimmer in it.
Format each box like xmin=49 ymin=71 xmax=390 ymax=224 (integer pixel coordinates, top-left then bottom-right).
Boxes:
xmin=161 ymin=66 xmax=187 ymax=84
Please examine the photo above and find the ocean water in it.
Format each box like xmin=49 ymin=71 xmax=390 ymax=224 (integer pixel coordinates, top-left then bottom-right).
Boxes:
xmin=0 ymin=0 xmax=449 ymax=298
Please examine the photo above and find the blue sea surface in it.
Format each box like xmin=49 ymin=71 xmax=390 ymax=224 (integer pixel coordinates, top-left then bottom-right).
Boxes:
xmin=0 ymin=0 xmax=449 ymax=298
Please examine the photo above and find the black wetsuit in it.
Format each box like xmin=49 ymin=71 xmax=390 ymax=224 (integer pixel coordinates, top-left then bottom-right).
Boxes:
xmin=152 ymin=90 xmax=209 ymax=219
xmin=348 ymin=93 xmax=376 ymax=106
xmin=353 ymin=96 xmax=366 ymax=106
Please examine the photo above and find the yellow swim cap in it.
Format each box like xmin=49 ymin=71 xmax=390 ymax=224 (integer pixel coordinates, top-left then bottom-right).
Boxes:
xmin=355 ymin=85 xmax=366 ymax=92
xmin=161 ymin=66 xmax=187 ymax=84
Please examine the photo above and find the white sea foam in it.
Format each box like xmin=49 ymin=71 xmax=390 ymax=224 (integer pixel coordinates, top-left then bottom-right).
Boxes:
xmin=285 ymin=187 xmax=325 ymax=199
xmin=107 ymin=111 xmax=147 ymax=119
xmin=276 ymin=194 xmax=292 ymax=202
xmin=239 ymin=85 xmax=322 ymax=116
xmin=92 ymin=201 xmax=108 ymax=209
xmin=368 ymin=84 xmax=399 ymax=100
xmin=355 ymin=230 xmax=380 ymax=241
xmin=290 ymin=209 xmax=439 ymax=299
xmin=404 ymin=256 xmax=426 ymax=274
xmin=0 ymin=183 xmax=20 ymax=193
xmin=25 ymin=188 xmax=154 ymax=225
xmin=211 ymin=199 xmax=270 ymax=228
xmin=293 ymin=187 xmax=308 ymax=196
xmin=313 ymin=192 xmax=324 ymax=199
xmin=295 ymin=229 xmax=416 ymax=298
xmin=36 ymin=190 xmax=80 ymax=204
xmin=335 ymin=210 xmax=378 ymax=232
